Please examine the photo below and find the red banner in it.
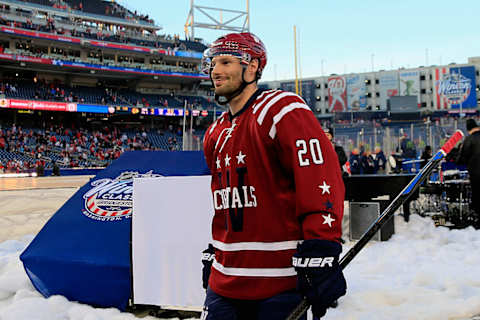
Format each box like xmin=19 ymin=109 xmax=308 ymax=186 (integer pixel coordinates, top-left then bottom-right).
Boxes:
xmin=89 ymin=41 xmax=151 ymax=53
xmin=0 ymin=27 xmax=81 ymax=44
xmin=5 ymin=99 xmax=77 ymax=112
xmin=0 ymin=52 xmax=53 ymax=65
xmin=327 ymin=76 xmax=347 ymax=112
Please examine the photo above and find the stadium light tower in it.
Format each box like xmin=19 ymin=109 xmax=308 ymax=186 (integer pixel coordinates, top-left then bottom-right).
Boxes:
xmin=184 ymin=0 xmax=250 ymax=40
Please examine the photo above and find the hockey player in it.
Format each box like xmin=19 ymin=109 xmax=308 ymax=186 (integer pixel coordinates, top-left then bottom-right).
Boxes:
xmin=201 ymin=32 xmax=347 ymax=319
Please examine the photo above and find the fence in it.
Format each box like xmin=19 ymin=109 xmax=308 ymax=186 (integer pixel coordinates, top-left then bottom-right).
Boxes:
xmin=332 ymin=117 xmax=471 ymax=160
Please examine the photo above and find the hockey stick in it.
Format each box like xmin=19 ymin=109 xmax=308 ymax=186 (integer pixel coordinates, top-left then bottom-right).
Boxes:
xmin=286 ymin=130 xmax=464 ymax=320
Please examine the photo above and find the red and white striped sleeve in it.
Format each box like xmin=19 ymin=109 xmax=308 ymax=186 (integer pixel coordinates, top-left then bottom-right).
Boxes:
xmin=255 ymin=90 xmax=345 ymax=242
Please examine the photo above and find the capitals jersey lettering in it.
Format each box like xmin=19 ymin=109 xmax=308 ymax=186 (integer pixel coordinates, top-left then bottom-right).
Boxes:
xmin=203 ymin=89 xmax=345 ymax=300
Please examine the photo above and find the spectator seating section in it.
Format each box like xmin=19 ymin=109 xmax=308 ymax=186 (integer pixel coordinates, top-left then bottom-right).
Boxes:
xmin=0 ymin=126 xmax=193 ymax=171
xmin=1 ymin=81 xmax=219 ymax=110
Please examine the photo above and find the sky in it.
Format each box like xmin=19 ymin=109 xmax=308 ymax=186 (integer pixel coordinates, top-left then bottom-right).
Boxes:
xmin=1 ymin=188 xmax=480 ymax=319
xmin=119 ymin=0 xmax=480 ymax=82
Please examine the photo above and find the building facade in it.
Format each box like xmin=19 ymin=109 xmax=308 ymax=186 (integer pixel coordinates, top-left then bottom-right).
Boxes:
xmin=261 ymin=57 xmax=480 ymax=116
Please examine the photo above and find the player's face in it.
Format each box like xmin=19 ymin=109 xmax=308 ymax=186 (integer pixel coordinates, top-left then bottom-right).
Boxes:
xmin=325 ymin=132 xmax=333 ymax=141
xmin=210 ymin=55 xmax=243 ymax=97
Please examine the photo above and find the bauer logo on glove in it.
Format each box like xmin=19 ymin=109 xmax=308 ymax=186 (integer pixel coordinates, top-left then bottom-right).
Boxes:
xmin=292 ymin=257 xmax=334 ymax=268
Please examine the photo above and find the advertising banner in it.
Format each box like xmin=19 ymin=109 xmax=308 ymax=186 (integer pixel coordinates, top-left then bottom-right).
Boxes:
xmin=436 ymin=66 xmax=477 ymax=111
xmin=327 ymin=76 xmax=347 ymax=112
xmin=280 ymin=80 xmax=316 ymax=108
xmin=89 ymin=40 xmax=151 ymax=53
xmin=346 ymin=74 xmax=367 ymax=110
xmin=51 ymin=59 xmax=208 ymax=79
xmin=0 ymin=26 xmax=82 ymax=43
xmin=433 ymin=67 xmax=449 ymax=109
xmin=5 ymin=99 xmax=77 ymax=112
xmin=399 ymin=70 xmax=420 ymax=106
xmin=76 ymin=104 xmax=112 ymax=114
xmin=0 ymin=27 xmax=201 ymax=58
xmin=378 ymin=71 xmax=399 ymax=110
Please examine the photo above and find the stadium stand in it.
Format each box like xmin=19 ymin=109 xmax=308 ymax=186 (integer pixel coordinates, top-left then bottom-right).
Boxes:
xmin=0 ymin=0 xmax=207 ymax=52
xmin=0 ymin=121 xmax=199 ymax=172
xmin=3 ymin=0 xmax=472 ymax=178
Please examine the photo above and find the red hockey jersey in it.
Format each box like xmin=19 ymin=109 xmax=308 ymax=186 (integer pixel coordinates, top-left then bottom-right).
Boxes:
xmin=203 ymin=89 xmax=345 ymax=300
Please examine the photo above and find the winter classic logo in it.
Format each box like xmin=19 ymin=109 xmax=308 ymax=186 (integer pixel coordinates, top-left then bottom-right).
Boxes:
xmin=437 ymin=72 xmax=472 ymax=106
xmin=82 ymin=171 xmax=163 ymax=222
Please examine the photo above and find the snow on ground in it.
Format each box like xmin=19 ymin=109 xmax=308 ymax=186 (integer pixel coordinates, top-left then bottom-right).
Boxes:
xmin=0 ymin=186 xmax=479 ymax=319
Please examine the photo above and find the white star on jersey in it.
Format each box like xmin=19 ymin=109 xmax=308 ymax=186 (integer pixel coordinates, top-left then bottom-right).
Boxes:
xmin=319 ymin=181 xmax=331 ymax=194
xmin=322 ymin=214 xmax=335 ymax=227
xmin=236 ymin=151 xmax=246 ymax=164
xmin=225 ymin=154 xmax=231 ymax=166
xmin=216 ymin=157 xmax=221 ymax=169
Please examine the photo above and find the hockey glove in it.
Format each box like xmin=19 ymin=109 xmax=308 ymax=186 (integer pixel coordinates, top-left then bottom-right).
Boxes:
xmin=201 ymin=244 xmax=215 ymax=289
xmin=293 ymin=239 xmax=347 ymax=318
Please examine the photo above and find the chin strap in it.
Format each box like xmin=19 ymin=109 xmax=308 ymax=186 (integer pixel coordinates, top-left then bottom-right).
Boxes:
xmin=212 ymin=67 xmax=257 ymax=106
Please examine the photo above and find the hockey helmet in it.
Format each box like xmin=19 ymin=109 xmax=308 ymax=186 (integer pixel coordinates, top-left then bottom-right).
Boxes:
xmin=201 ymin=32 xmax=267 ymax=80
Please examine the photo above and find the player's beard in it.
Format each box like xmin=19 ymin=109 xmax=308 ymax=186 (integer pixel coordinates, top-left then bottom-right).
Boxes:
xmin=214 ymin=70 xmax=243 ymax=99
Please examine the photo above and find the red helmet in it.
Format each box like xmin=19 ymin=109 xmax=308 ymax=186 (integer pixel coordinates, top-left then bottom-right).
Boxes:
xmin=202 ymin=32 xmax=267 ymax=79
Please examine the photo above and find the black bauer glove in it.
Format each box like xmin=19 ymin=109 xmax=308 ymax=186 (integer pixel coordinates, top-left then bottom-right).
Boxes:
xmin=293 ymin=239 xmax=347 ymax=318
xmin=201 ymin=244 xmax=215 ymax=289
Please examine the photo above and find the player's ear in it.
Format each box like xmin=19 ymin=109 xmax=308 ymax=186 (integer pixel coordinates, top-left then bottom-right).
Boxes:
xmin=246 ymin=59 xmax=259 ymax=82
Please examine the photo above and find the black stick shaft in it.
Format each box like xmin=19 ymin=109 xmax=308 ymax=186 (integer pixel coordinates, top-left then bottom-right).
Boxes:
xmin=285 ymin=130 xmax=464 ymax=320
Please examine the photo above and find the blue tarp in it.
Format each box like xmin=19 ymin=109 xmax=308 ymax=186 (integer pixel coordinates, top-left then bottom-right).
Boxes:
xmin=20 ymin=151 xmax=210 ymax=310
xmin=44 ymin=168 xmax=104 ymax=176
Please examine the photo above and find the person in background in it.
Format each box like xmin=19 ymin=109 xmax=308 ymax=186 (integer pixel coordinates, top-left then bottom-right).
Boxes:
xmin=420 ymin=145 xmax=432 ymax=169
xmin=456 ymin=119 xmax=480 ymax=228
xmin=400 ymin=133 xmax=417 ymax=159
xmin=324 ymin=127 xmax=347 ymax=175
xmin=52 ymin=161 xmax=60 ymax=176
xmin=349 ymin=148 xmax=361 ymax=175
xmin=360 ymin=149 xmax=375 ymax=174
xmin=373 ymin=146 xmax=386 ymax=174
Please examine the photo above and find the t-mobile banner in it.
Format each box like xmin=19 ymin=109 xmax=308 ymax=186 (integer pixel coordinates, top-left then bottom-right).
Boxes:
xmin=438 ymin=66 xmax=477 ymax=111
xmin=346 ymin=74 xmax=367 ymax=110
xmin=378 ymin=71 xmax=399 ymax=110
xmin=433 ymin=67 xmax=449 ymax=109
xmin=328 ymin=76 xmax=347 ymax=112
xmin=399 ymin=70 xmax=420 ymax=107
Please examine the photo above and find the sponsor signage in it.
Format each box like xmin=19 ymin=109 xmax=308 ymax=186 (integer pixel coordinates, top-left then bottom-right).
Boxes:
xmin=399 ymin=70 xmax=420 ymax=107
xmin=378 ymin=71 xmax=399 ymax=110
xmin=346 ymin=74 xmax=367 ymax=110
xmin=327 ymin=76 xmax=347 ymax=112
xmin=76 ymin=104 xmax=111 ymax=114
xmin=433 ymin=67 xmax=449 ymax=109
xmin=0 ymin=26 xmax=202 ymax=58
xmin=0 ymin=26 xmax=82 ymax=44
xmin=89 ymin=40 xmax=151 ymax=53
xmin=2 ymin=99 xmax=77 ymax=112
xmin=436 ymin=66 xmax=477 ymax=111
xmin=279 ymin=80 xmax=316 ymax=108
xmin=0 ymin=51 xmax=208 ymax=79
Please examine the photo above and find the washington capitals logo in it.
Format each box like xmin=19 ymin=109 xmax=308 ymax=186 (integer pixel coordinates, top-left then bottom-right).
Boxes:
xmin=82 ymin=170 xmax=163 ymax=222
xmin=437 ymin=72 xmax=472 ymax=106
